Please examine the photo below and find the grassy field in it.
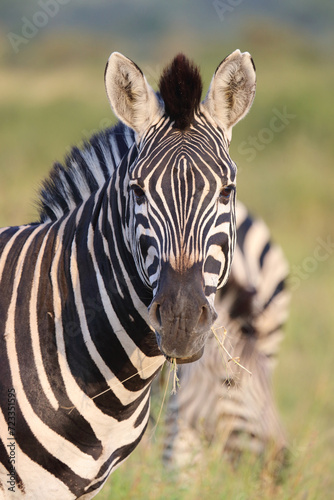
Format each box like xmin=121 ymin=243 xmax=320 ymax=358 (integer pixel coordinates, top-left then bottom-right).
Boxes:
xmin=0 ymin=24 xmax=333 ymax=499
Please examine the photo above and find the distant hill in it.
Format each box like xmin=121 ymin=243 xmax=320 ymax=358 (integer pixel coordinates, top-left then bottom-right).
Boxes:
xmin=1 ymin=0 xmax=333 ymax=41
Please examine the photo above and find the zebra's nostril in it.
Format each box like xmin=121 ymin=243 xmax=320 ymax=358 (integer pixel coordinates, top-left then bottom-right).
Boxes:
xmin=149 ymin=301 xmax=162 ymax=331
xmin=156 ymin=304 xmax=162 ymax=328
xmin=197 ymin=305 xmax=210 ymax=329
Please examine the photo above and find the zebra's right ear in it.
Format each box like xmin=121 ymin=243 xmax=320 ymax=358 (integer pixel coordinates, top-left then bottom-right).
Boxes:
xmin=202 ymin=50 xmax=256 ymax=143
xmin=105 ymin=52 xmax=164 ymax=137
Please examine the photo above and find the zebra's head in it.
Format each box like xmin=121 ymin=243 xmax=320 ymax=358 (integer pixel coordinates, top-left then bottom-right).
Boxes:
xmin=105 ymin=51 xmax=256 ymax=363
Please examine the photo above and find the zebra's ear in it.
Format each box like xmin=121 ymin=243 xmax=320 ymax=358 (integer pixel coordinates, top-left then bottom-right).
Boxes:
xmin=105 ymin=52 xmax=164 ymax=136
xmin=202 ymin=50 xmax=256 ymax=143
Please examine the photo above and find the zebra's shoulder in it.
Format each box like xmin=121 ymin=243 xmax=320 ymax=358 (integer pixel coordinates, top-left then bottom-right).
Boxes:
xmin=37 ymin=122 xmax=135 ymax=223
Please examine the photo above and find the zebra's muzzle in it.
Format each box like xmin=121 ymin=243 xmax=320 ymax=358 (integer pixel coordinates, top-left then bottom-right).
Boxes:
xmin=148 ymin=263 xmax=217 ymax=362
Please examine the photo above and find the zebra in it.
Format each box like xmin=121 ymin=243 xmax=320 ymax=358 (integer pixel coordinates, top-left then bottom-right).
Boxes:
xmin=162 ymin=201 xmax=290 ymax=471
xmin=0 ymin=50 xmax=256 ymax=498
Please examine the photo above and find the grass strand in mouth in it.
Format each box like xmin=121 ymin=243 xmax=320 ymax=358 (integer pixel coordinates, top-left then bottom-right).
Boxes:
xmin=150 ymin=358 xmax=181 ymax=438
xmin=171 ymin=357 xmax=180 ymax=395
xmin=149 ymin=363 xmax=172 ymax=439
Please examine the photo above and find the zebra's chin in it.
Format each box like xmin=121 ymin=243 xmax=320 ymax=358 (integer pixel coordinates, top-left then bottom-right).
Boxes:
xmin=154 ymin=328 xmax=209 ymax=365
xmin=165 ymin=347 xmax=205 ymax=365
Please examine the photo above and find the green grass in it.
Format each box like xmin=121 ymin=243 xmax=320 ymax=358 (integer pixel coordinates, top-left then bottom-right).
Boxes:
xmin=0 ymin=24 xmax=333 ymax=499
xmin=96 ymin=419 xmax=333 ymax=500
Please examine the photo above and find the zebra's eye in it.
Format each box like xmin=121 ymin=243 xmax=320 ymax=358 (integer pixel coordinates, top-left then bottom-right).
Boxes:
xmin=131 ymin=185 xmax=145 ymax=203
xmin=219 ymin=185 xmax=234 ymax=204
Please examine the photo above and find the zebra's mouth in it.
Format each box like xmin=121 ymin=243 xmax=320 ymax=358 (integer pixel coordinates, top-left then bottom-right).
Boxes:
xmin=154 ymin=328 xmax=207 ymax=365
xmin=165 ymin=346 xmax=204 ymax=364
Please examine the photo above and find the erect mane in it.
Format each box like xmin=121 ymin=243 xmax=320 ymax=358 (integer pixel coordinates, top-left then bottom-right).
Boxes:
xmin=37 ymin=122 xmax=135 ymax=223
xmin=159 ymin=54 xmax=203 ymax=130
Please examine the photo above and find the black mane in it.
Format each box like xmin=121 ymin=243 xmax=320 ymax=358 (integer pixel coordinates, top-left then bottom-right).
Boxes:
xmin=37 ymin=122 xmax=135 ymax=222
xmin=159 ymin=54 xmax=203 ymax=130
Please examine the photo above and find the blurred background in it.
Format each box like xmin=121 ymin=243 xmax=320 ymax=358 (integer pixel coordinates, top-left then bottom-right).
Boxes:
xmin=0 ymin=1 xmax=333 ymax=498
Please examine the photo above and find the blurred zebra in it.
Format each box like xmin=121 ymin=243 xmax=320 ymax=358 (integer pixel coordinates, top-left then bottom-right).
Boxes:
xmin=0 ymin=51 xmax=256 ymax=498
xmin=163 ymin=201 xmax=290 ymax=469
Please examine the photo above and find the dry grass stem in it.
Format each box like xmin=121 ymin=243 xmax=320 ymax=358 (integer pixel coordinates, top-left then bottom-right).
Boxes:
xmin=171 ymin=357 xmax=180 ymax=395
xmin=149 ymin=363 xmax=173 ymax=438
xmin=211 ymin=326 xmax=252 ymax=376
xmin=60 ymin=357 xmax=163 ymax=413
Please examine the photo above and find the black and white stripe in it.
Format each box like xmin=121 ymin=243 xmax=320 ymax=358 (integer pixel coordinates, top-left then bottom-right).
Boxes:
xmin=0 ymin=143 xmax=163 ymax=499
xmin=0 ymin=51 xmax=256 ymax=498
xmin=130 ymin=113 xmax=237 ymax=295
xmin=163 ymin=201 xmax=290 ymax=468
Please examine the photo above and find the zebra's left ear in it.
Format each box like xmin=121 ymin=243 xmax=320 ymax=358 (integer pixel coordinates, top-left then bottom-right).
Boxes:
xmin=105 ymin=52 xmax=164 ymax=136
xmin=202 ymin=50 xmax=256 ymax=143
